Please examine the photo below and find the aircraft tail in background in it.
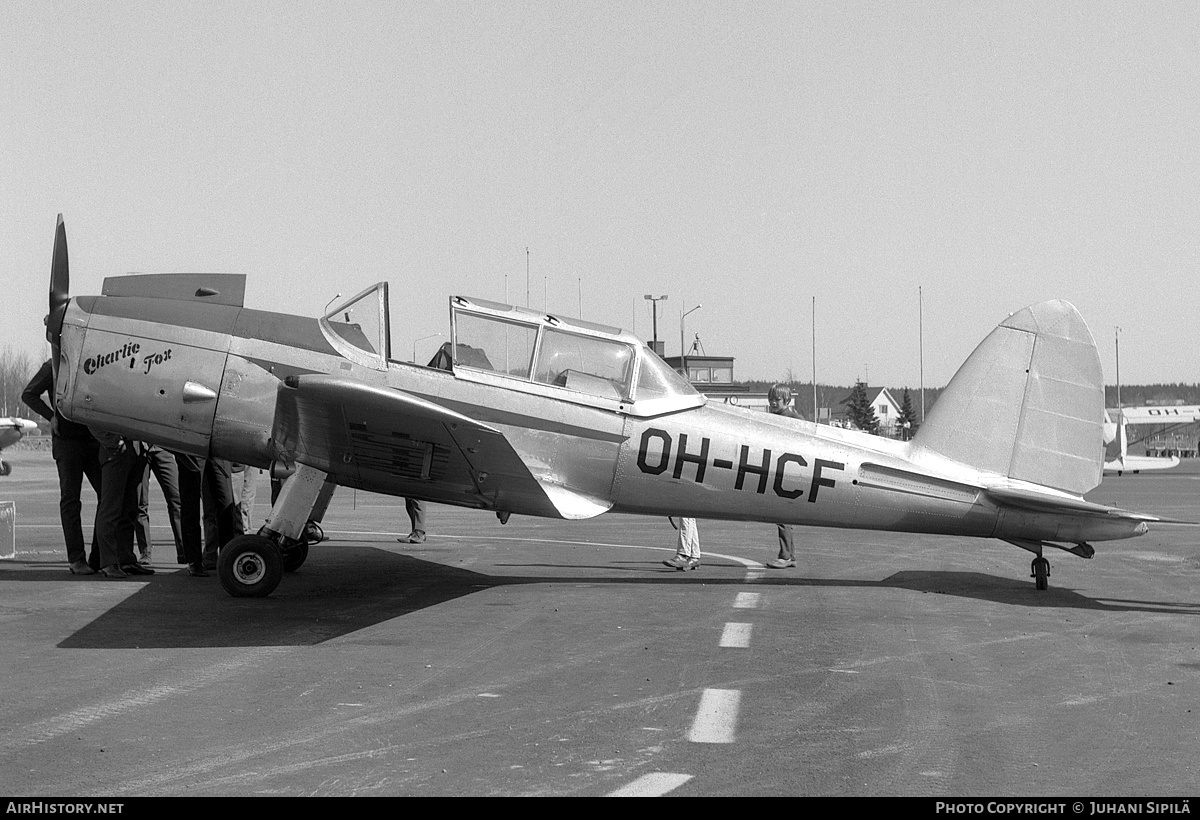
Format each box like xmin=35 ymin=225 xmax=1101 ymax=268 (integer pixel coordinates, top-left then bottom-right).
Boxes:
xmin=1102 ymin=410 xmax=1181 ymax=475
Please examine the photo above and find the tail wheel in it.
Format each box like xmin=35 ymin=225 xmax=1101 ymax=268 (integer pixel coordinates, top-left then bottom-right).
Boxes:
xmin=1031 ymin=556 xmax=1050 ymax=591
xmin=219 ymin=534 xmax=284 ymax=598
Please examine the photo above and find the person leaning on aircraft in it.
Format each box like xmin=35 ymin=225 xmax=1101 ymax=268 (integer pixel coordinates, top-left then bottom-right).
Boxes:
xmin=21 ymin=359 xmax=103 ymax=576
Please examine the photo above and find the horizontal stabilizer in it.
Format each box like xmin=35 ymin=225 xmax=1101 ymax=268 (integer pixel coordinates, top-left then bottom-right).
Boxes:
xmin=982 ymin=485 xmax=1159 ymax=521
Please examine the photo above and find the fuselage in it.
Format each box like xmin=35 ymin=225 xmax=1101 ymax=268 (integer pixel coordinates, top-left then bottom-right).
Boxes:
xmin=54 ymin=289 xmax=1147 ymax=547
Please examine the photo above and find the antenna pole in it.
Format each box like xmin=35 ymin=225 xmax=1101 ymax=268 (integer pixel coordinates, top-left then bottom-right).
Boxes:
xmin=1115 ymin=326 xmax=1122 ymax=413
xmin=919 ymin=286 xmax=925 ymax=422
xmin=812 ymin=296 xmax=817 ymax=422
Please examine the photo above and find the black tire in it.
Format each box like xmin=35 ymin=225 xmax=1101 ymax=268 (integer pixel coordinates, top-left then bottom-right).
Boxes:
xmin=0 ymin=461 xmax=10 ymax=476
xmin=282 ymin=541 xmax=309 ymax=573
xmin=1032 ymin=557 xmax=1049 ymax=591
xmin=219 ymin=534 xmax=284 ymax=598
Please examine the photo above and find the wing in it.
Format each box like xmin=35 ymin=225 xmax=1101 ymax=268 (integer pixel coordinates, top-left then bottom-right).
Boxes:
xmin=1115 ymin=405 xmax=1200 ymax=425
xmin=270 ymin=374 xmax=612 ymax=519
xmin=0 ymin=418 xmax=37 ymax=451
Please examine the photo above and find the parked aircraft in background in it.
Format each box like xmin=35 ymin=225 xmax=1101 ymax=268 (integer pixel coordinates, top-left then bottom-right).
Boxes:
xmin=0 ymin=417 xmax=39 ymax=476
xmin=1103 ymin=405 xmax=1200 ymax=475
xmin=44 ymin=215 xmax=1161 ymax=597
xmin=1118 ymin=405 xmax=1200 ymax=426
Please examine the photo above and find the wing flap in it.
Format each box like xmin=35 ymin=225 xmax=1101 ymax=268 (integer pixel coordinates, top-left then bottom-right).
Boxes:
xmin=534 ymin=481 xmax=613 ymax=520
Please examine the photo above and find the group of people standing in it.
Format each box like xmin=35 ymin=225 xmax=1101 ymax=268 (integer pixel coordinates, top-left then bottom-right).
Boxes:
xmin=22 ymin=359 xmax=257 ymax=579
xmin=662 ymin=383 xmax=804 ymax=572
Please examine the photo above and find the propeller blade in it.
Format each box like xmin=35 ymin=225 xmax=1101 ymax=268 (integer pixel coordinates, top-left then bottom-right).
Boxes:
xmin=50 ymin=213 xmax=69 ymax=312
xmin=47 ymin=214 xmax=69 ymax=371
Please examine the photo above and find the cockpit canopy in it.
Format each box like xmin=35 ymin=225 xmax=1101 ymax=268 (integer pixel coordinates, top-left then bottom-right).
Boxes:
xmin=319 ymin=284 xmax=702 ymax=417
xmin=320 ymin=282 xmax=391 ymax=367
xmin=448 ymin=297 xmax=701 ymax=416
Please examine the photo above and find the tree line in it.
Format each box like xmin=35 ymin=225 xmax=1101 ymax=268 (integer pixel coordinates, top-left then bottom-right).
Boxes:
xmin=739 ymin=378 xmax=1200 ymax=434
xmin=1 ymin=346 xmax=40 ymax=422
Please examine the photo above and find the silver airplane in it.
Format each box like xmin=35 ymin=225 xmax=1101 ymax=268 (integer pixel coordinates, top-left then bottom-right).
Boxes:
xmin=0 ymin=417 xmax=39 ymax=476
xmin=44 ymin=215 xmax=1158 ymax=597
xmin=1103 ymin=405 xmax=1200 ymax=475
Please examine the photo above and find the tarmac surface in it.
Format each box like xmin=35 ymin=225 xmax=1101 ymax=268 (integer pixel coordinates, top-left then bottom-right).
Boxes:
xmin=1 ymin=446 xmax=1198 ymax=797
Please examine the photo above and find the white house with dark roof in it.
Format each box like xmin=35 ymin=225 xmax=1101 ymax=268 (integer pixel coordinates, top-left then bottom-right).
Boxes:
xmin=830 ymin=385 xmax=905 ymax=434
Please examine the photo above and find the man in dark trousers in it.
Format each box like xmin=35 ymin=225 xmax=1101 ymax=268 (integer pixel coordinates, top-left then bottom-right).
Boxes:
xmin=766 ymin=384 xmax=802 ymax=570
xmin=22 ymin=359 xmax=102 ymax=575
xmin=176 ymin=454 xmax=243 ymax=576
xmin=135 ymin=442 xmax=184 ymax=564
xmin=397 ymin=498 xmax=426 ymax=544
xmin=89 ymin=430 xmax=153 ymax=578
xmin=200 ymin=457 xmax=245 ymax=570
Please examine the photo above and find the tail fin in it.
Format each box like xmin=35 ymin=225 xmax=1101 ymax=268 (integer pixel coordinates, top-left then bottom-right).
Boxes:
xmin=1099 ymin=410 xmax=1128 ymax=468
xmin=1102 ymin=410 xmax=1121 ymax=462
xmin=912 ymin=300 xmax=1104 ymax=495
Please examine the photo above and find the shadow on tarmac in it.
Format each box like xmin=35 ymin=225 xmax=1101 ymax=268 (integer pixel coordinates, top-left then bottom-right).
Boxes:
xmin=8 ymin=543 xmax=1192 ymax=650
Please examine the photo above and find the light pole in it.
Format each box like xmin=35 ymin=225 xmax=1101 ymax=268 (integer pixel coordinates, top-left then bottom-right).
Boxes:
xmin=1115 ymin=326 xmax=1122 ymax=415
xmin=413 ymin=333 xmax=443 ymax=363
xmin=643 ymin=294 xmax=668 ymax=355
xmin=680 ymin=303 xmax=701 ymax=380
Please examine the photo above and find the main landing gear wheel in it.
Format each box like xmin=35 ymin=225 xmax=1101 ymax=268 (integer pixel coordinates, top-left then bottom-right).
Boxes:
xmin=0 ymin=461 xmax=10 ymax=476
xmin=219 ymin=534 xmax=284 ymax=598
xmin=1031 ymin=556 xmax=1050 ymax=591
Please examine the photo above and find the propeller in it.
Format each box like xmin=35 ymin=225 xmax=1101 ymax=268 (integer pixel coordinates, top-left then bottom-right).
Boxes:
xmin=47 ymin=214 xmax=69 ymax=377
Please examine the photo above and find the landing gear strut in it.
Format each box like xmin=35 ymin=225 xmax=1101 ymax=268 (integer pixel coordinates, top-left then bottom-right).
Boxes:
xmin=282 ymin=540 xmax=309 ymax=573
xmin=1005 ymin=538 xmax=1091 ymax=591
xmin=218 ymin=462 xmax=332 ymax=598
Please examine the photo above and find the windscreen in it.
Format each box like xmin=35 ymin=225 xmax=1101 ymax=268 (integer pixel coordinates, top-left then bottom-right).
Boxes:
xmin=636 ymin=346 xmax=699 ymax=401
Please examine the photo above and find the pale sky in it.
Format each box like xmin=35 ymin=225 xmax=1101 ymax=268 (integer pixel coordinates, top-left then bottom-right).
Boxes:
xmin=4 ymin=1 xmax=1198 ymax=388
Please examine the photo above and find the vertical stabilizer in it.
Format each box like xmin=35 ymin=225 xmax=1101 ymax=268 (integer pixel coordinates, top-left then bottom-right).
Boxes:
xmin=1102 ymin=410 xmax=1121 ymax=462
xmin=912 ymin=300 xmax=1104 ymax=495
